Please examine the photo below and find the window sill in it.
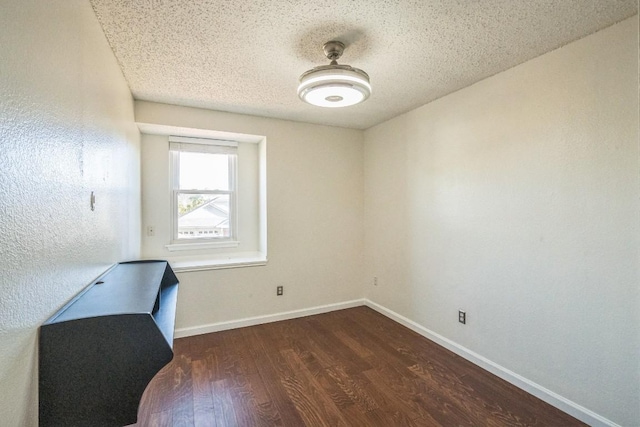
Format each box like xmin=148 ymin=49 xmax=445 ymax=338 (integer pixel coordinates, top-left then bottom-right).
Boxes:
xmin=165 ymin=240 xmax=239 ymax=252
xmin=165 ymin=251 xmax=267 ymax=272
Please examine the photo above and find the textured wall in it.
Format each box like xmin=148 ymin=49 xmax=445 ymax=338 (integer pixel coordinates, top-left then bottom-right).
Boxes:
xmin=0 ymin=1 xmax=140 ymax=425
xmin=136 ymin=101 xmax=364 ymax=331
xmin=364 ymin=17 xmax=638 ymax=426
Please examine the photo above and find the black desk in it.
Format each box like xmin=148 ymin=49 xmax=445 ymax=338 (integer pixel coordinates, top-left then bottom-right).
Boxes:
xmin=39 ymin=260 xmax=179 ymax=427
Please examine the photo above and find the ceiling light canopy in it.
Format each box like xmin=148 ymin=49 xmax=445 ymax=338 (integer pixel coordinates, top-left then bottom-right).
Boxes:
xmin=298 ymin=41 xmax=371 ymax=108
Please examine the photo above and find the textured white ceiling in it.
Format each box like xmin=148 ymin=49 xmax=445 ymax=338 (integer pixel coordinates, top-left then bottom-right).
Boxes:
xmin=90 ymin=0 xmax=637 ymax=130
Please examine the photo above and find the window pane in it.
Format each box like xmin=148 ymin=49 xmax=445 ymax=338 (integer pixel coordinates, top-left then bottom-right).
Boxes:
xmin=179 ymin=152 xmax=230 ymax=190
xmin=177 ymin=193 xmax=230 ymax=239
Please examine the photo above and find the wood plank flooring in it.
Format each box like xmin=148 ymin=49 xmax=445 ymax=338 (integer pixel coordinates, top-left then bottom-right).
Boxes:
xmin=134 ymin=307 xmax=585 ymax=426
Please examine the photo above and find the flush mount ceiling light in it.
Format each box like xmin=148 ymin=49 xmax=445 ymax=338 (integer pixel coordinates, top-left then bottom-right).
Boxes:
xmin=298 ymin=41 xmax=371 ymax=108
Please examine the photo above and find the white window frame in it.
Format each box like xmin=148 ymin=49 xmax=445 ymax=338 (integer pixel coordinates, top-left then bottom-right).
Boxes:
xmin=168 ymin=136 xmax=239 ymax=250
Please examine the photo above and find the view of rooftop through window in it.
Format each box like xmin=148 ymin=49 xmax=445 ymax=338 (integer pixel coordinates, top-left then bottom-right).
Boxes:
xmin=177 ymin=152 xmax=233 ymax=239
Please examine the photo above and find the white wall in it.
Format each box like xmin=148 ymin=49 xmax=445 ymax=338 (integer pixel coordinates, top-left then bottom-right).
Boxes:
xmin=364 ymin=17 xmax=639 ymax=426
xmin=136 ymin=102 xmax=364 ymax=333
xmin=0 ymin=1 xmax=140 ymax=425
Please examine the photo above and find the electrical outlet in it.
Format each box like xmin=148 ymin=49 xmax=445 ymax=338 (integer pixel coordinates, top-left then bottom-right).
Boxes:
xmin=146 ymin=226 xmax=155 ymax=237
xmin=276 ymin=286 xmax=283 ymax=296
xmin=373 ymin=276 xmax=378 ymax=286
xmin=458 ymin=310 xmax=466 ymax=324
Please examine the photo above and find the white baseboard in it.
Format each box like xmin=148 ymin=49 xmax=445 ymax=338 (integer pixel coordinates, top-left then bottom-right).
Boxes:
xmin=363 ymin=299 xmax=620 ymax=427
xmin=174 ymin=299 xmax=365 ymax=338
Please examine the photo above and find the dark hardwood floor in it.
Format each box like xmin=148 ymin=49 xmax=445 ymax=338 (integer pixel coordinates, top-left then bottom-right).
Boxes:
xmin=134 ymin=306 xmax=585 ymax=426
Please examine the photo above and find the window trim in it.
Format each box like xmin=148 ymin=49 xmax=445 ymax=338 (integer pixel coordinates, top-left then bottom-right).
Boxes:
xmin=168 ymin=136 xmax=239 ymax=247
xmin=137 ymin=119 xmax=268 ymax=270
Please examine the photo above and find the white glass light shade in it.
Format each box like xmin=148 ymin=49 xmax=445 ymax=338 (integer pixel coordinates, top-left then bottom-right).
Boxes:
xmin=298 ymin=66 xmax=371 ymax=108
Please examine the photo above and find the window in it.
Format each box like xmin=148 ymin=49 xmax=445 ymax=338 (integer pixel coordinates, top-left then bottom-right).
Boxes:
xmin=169 ymin=136 xmax=238 ymax=246
xmin=140 ymin=124 xmax=266 ymax=270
